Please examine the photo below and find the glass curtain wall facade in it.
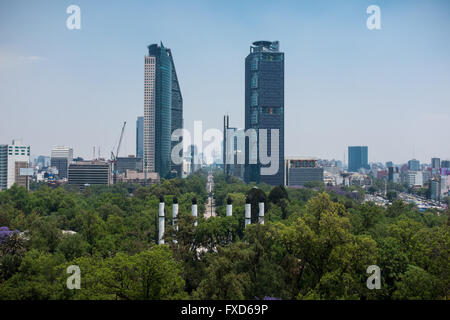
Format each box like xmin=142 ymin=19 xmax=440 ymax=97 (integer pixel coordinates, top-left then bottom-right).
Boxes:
xmin=145 ymin=43 xmax=179 ymax=179
xmin=348 ymin=146 xmax=369 ymax=172
xmin=244 ymin=41 xmax=284 ymax=185
xmin=167 ymin=49 xmax=183 ymax=177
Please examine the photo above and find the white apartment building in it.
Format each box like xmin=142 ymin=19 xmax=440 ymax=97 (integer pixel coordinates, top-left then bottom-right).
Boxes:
xmin=406 ymin=171 xmax=423 ymax=187
xmin=4 ymin=139 xmax=31 ymax=189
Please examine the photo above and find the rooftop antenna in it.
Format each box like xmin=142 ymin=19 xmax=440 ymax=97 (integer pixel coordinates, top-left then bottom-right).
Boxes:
xmin=93 ymin=146 xmax=95 ymax=160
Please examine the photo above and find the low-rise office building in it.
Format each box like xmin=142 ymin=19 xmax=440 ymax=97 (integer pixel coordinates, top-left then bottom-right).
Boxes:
xmin=285 ymin=157 xmax=324 ymax=187
xmin=116 ymin=156 xmax=143 ymax=174
xmin=68 ymin=160 xmax=111 ymax=188
xmin=117 ymin=170 xmax=159 ymax=185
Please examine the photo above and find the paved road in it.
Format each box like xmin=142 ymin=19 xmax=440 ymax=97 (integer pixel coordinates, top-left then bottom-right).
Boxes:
xmin=204 ymin=172 xmax=216 ymax=218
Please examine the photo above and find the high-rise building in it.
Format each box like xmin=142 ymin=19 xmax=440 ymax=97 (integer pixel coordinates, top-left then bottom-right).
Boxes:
xmin=50 ymin=146 xmax=73 ymax=179
xmin=189 ymin=144 xmax=199 ymax=174
xmin=168 ymin=48 xmax=183 ymax=178
xmin=348 ymin=146 xmax=369 ymax=172
xmin=388 ymin=166 xmax=395 ymax=182
xmin=1 ymin=140 xmax=31 ymax=189
xmin=388 ymin=166 xmax=400 ymax=183
xmin=136 ymin=116 xmax=144 ymax=160
xmin=223 ymin=115 xmax=244 ymax=180
xmin=406 ymin=171 xmax=423 ymax=187
xmin=244 ymin=41 xmax=284 ymax=186
xmin=441 ymin=174 xmax=450 ymax=197
xmin=422 ymin=170 xmax=432 ymax=183
xmin=144 ymin=43 xmax=182 ymax=179
xmin=430 ymin=179 xmax=441 ymax=201
xmin=441 ymin=160 xmax=450 ymax=169
xmin=431 ymin=157 xmax=440 ymax=170
xmin=408 ymin=159 xmax=420 ymax=171
xmin=223 ymin=115 xmax=233 ymax=176
xmin=36 ymin=155 xmax=50 ymax=168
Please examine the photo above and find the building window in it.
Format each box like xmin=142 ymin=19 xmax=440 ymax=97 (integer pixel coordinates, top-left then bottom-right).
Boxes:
xmin=251 ymin=92 xmax=258 ymax=107
xmin=251 ymin=57 xmax=258 ymax=71
xmin=251 ymin=74 xmax=258 ymax=89
xmin=251 ymin=110 xmax=258 ymax=125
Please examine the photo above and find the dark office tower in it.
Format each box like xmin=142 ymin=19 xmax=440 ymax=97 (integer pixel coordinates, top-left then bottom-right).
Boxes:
xmin=442 ymin=160 xmax=450 ymax=169
xmin=167 ymin=48 xmax=183 ymax=177
xmin=388 ymin=166 xmax=394 ymax=182
xmin=223 ymin=115 xmax=236 ymax=177
xmin=408 ymin=159 xmax=420 ymax=171
xmin=223 ymin=115 xmax=244 ymax=179
xmin=244 ymin=41 xmax=284 ymax=186
xmin=136 ymin=116 xmax=144 ymax=160
xmin=144 ymin=43 xmax=175 ymax=179
xmin=431 ymin=157 xmax=440 ymax=170
xmin=348 ymin=146 xmax=369 ymax=172
xmin=51 ymin=146 xmax=73 ymax=179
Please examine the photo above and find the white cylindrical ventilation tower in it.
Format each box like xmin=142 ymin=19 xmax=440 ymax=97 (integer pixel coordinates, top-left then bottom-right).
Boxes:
xmin=258 ymin=199 xmax=265 ymax=225
xmin=245 ymin=197 xmax=251 ymax=227
xmin=172 ymin=196 xmax=178 ymax=243
xmin=226 ymin=196 xmax=232 ymax=216
xmin=192 ymin=197 xmax=198 ymax=227
xmin=158 ymin=196 xmax=165 ymax=244
xmin=172 ymin=196 xmax=178 ymax=229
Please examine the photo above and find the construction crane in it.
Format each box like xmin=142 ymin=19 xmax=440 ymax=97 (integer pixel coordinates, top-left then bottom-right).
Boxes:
xmin=111 ymin=121 xmax=127 ymax=184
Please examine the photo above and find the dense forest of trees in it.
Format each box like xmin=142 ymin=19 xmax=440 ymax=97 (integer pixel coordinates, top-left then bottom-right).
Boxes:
xmin=0 ymin=171 xmax=448 ymax=300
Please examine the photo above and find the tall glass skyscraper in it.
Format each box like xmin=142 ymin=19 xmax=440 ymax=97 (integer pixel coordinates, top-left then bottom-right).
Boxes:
xmin=144 ymin=43 xmax=182 ymax=179
xmin=136 ymin=116 xmax=144 ymax=160
xmin=348 ymin=146 xmax=369 ymax=172
xmin=168 ymin=49 xmax=183 ymax=177
xmin=431 ymin=157 xmax=440 ymax=171
xmin=244 ymin=41 xmax=284 ymax=186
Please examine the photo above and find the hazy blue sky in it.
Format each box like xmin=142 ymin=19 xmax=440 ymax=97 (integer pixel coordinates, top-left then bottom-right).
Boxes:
xmin=1 ymin=0 xmax=449 ymax=164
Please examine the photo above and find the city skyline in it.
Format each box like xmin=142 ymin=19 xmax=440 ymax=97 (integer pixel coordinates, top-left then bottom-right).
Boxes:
xmin=1 ymin=0 xmax=450 ymax=164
